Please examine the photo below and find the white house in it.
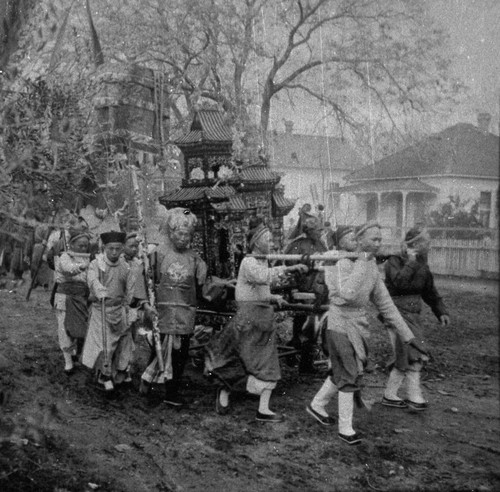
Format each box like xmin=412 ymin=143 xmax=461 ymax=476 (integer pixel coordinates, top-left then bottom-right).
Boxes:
xmin=337 ymin=116 xmax=499 ymax=233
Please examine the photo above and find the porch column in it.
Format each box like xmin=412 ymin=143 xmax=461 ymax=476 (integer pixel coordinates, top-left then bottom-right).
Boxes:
xmin=402 ymin=191 xmax=408 ymax=231
xmin=376 ymin=192 xmax=382 ymax=221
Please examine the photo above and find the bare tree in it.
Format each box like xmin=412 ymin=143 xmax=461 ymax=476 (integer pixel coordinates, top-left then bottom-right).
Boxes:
xmin=6 ymin=0 xmax=462 ymax=153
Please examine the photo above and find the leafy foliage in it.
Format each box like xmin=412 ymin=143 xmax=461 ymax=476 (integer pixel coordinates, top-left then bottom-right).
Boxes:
xmin=0 ymin=76 xmax=95 ymax=222
xmin=428 ymin=195 xmax=487 ymax=239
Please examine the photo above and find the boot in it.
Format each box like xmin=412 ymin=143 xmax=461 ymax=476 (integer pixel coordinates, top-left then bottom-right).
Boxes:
xmin=63 ymin=352 xmax=74 ymax=374
xmin=405 ymin=367 xmax=427 ymax=409
xmin=338 ymin=391 xmax=361 ymax=444
xmin=382 ymin=368 xmax=407 ymax=408
xmin=308 ymin=377 xmax=337 ymax=425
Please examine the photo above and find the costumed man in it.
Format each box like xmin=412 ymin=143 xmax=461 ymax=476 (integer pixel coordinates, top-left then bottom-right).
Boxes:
xmin=382 ymin=226 xmax=450 ymax=411
xmin=53 ymin=225 xmax=91 ymax=374
xmin=205 ymin=217 xmax=308 ymax=422
xmin=82 ymin=231 xmax=135 ymax=391
xmin=284 ymin=215 xmax=328 ymax=373
xmin=139 ymin=208 xmax=207 ymax=407
xmin=287 ymin=203 xmax=314 ymax=241
xmin=307 ymin=222 xmax=427 ymax=445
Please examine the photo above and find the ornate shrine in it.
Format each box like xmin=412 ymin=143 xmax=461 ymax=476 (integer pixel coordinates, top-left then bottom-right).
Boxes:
xmin=159 ymin=109 xmax=295 ymax=278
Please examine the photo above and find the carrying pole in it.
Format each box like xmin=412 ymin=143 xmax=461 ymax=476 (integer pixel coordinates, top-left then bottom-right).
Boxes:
xmin=249 ymin=252 xmax=359 ymax=263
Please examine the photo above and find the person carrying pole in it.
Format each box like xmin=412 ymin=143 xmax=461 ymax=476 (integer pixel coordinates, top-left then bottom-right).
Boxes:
xmin=307 ymin=222 xmax=428 ymax=445
xmin=205 ymin=217 xmax=308 ymax=422
xmin=381 ymin=226 xmax=450 ymax=411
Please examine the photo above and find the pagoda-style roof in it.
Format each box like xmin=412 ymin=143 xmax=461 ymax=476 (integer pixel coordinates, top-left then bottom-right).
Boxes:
xmin=235 ymin=165 xmax=281 ymax=185
xmin=272 ymin=192 xmax=296 ymax=215
xmin=211 ymin=196 xmax=249 ymax=213
xmin=175 ymin=109 xmax=233 ymax=146
xmin=159 ymin=185 xmax=235 ymax=208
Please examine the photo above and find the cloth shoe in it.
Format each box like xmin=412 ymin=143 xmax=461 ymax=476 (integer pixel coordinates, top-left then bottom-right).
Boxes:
xmin=338 ymin=432 xmax=363 ymax=445
xmin=381 ymin=397 xmax=408 ymax=409
xmin=404 ymin=399 xmax=428 ymax=411
xmin=255 ymin=411 xmax=284 ymax=423
xmin=306 ymin=405 xmax=335 ymax=426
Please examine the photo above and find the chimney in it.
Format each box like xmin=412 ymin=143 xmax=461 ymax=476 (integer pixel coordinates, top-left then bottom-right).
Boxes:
xmin=477 ymin=112 xmax=491 ymax=133
xmin=284 ymin=120 xmax=294 ymax=134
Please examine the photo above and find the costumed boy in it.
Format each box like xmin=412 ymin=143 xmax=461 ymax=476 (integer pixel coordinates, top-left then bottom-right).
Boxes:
xmin=53 ymin=224 xmax=91 ymax=374
xmin=382 ymin=226 xmax=450 ymax=411
xmin=205 ymin=217 xmax=308 ymax=422
xmin=82 ymin=231 xmax=135 ymax=391
xmin=307 ymin=222 xmax=427 ymax=444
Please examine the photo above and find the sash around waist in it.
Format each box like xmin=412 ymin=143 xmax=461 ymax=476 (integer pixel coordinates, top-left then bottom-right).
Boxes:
xmin=90 ymin=297 xmax=126 ymax=307
xmin=392 ymin=294 xmax=421 ymax=313
xmin=57 ymin=281 xmax=89 ymax=297
xmin=329 ymin=303 xmax=364 ymax=317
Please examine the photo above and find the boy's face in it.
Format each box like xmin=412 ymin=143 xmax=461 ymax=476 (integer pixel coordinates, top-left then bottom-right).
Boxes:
xmin=123 ymin=238 xmax=139 ymax=259
xmin=104 ymin=242 xmax=123 ymax=263
xmin=254 ymin=230 xmax=273 ymax=254
xmin=71 ymin=237 xmax=89 ymax=253
xmin=338 ymin=232 xmax=357 ymax=252
xmin=357 ymin=227 xmax=382 ymax=255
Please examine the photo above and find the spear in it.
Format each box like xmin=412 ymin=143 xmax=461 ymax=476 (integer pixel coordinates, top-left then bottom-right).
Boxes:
xmin=130 ymin=165 xmax=165 ymax=376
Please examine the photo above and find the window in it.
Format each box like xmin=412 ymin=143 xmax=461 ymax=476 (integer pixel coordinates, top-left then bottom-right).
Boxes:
xmin=479 ymin=191 xmax=492 ymax=227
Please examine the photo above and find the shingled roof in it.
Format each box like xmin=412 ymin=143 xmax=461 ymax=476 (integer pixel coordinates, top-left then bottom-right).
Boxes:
xmin=347 ymin=123 xmax=499 ymax=181
xmin=269 ymin=132 xmax=362 ymax=172
xmin=175 ymin=109 xmax=233 ymax=145
xmin=340 ymin=178 xmax=438 ymax=194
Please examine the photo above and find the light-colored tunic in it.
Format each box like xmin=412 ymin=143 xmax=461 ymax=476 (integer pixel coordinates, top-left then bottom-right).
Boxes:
xmin=82 ymin=254 xmax=134 ymax=379
xmin=324 ymin=258 xmax=414 ymax=391
xmin=205 ymin=257 xmax=287 ymax=393
xmin=54 ymin=251 xmax=90 ymax=353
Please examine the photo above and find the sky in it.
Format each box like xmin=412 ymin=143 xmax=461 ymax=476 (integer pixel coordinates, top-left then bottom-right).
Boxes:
xmin=427 ymin=0 xmax=500 ymax=133
xmin=269 ymin=0 xmax=500 ymax=137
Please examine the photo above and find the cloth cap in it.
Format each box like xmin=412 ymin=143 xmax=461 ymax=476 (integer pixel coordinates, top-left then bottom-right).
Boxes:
xmin=125 ymin=231 xmax=139 ymax=242
xmin=247 ymin=217 xmax=269 ymax=250
xmin=68 ymin=222 xmax=90 ymax=244
xmin=101 ymin=231 xmax=126 ymax=244
xmin=404 ymin=227 xmax=430 ymax=246
xmin=355 ymin=221 xmax=381 ymax=238
xmin=334 ymin=225 xmax=355 ymax=247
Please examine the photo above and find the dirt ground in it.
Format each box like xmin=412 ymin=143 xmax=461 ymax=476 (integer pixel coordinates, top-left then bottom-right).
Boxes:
xmin=0 ymin=277 xmax=498 ymax=492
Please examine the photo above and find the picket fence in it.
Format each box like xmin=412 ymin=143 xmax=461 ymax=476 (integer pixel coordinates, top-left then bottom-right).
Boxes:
xmin=382 ymin=228 xmax=499 ymax=279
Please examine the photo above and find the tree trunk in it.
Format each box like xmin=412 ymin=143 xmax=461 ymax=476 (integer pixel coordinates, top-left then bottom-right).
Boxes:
xmin=0 ymin=0 xmax=34 ymax=70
